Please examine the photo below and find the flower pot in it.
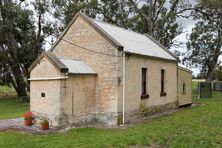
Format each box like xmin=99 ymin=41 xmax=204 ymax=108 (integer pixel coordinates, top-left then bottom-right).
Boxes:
xmin=24 ymin=119 xmax=33 ymax=126
xmin=41 ymin=123 xmax=49 ymax=130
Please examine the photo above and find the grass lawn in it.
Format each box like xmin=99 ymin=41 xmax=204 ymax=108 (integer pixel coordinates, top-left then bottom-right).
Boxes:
xmin=0 ymin=83 xmax=222 ymax=147
xmin=0 ymin=85 xmax=17 ymax=98
xmin=0 ymin=98 xmax=29 ymax=119
xmin=0 ymin=85 xmax=29 ymax=119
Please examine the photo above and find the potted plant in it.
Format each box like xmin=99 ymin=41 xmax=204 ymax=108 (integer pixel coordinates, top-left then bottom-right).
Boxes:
xmin=40 ymin=119 xmax=49 ymax=130
xmin=23 ymin=112 xmax=34 ymax=126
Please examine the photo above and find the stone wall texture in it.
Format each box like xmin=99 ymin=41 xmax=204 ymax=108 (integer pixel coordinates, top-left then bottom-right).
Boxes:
xmin=178 ymin=67 xmax=192 ymax=106
xmin=30 ymin=56 xmax=63 ymax=126
xmin=30 ymin=14 xmax=191 ymax=127
xmin=117 ymin=55 xmax=178 ymax=121
xmin=52 ymin=15 xmax=120 ymax=125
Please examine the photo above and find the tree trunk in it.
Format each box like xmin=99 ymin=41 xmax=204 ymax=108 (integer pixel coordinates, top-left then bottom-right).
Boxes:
xmin=11 ymin=64 xmax=28 ymax=102
xmin=5 ymin=32 xmax=29 ymax=102
xmin=206 ymin=71 xmax=213 ymax=83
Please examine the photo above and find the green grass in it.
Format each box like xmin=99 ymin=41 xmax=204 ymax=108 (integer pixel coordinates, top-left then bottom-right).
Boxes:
xmin=0 ymin=85 xmax=14 ymax=93
xmin=0 ymin=85 xmax=16 ymax=98
xmin=0 ymin=83 xmax=222 ymax=147
xmin=0 ymin=98 xmax=29 ymax=119
xmin=192 ymin=81 xmax=198 ymax=97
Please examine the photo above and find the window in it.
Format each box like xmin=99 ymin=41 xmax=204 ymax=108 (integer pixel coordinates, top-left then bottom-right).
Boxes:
xmin=182 ymin=83 xmax=186 ymax=94
xmin=141 ymin=68 xmax=147 ymax=95
xmin=41 ymin=93 xmax=45 ymax=98
xmin=141 ymin=68 xmax=149 ymax=99
xmin=160 ymin=69 xmax=166 ymax=96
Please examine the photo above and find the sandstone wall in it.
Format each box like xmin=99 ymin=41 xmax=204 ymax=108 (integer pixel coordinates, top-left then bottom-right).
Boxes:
xmin=117 ymin=54 xmax=178 ymax=120
xmin=178 ymin=67 xmax=192 ymax=106
xmin=52 ymin=16 xmax=120 ymax=125
xmin=30 ymin=57 xmax=63 ymax=126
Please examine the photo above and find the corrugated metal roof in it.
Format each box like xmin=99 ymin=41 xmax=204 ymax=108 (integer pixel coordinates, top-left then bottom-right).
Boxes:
xmin=59 ymin=58 xmax=96 ymax=74
xmin=91 ymin=19 xmax=176 ymax=61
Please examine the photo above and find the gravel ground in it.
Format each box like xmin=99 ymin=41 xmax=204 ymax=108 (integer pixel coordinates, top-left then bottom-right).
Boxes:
xmin=0 ymin=118 xmax=60 ymax=134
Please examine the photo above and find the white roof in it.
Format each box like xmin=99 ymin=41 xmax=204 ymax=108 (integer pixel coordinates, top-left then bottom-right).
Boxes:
xmin=59 ymin=58 xmax=96 ymax=74
xmin=92 ymin=19 xmax=176 ymax=61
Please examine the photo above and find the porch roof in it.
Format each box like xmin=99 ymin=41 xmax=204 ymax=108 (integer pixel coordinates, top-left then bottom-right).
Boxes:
xmin=59 ymin=58 xmax=97 ymax=74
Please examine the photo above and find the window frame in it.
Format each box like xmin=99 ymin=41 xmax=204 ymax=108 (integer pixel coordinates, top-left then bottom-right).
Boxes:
xmin=182 ymin=82 xmax=186 ymax=94
xmin=141 ymin=67 xmax=149 ymax=99
xmin=160 ymin=69 xmax=167 ymax=97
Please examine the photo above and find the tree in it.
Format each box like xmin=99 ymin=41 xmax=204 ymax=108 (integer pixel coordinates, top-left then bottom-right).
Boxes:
xmin=127 ymin=0 xmax=193 ymax=49
xmin=184 ymin=0 xmax=222 ymax=83
xmin=0 ymin=0 xmax=50 ymax=101
xmin=51 ymin=0 xmax=99 ymax=30
xmin=96 ymin=0 xmax=133 ymax=29
xmin=51 ymin=0 xmax=195 ymax=49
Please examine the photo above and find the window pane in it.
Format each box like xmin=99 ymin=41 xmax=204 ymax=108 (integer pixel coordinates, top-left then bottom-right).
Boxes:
xmin=142 ymin=68 xmax=147 ymax=95
xmin=183 ymin=83 xmax=186 ymax=92
xmin=161 ymin=70 xmax=165 ymax=93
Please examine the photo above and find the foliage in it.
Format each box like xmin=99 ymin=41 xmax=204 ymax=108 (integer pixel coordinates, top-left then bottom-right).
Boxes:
xmin=96 ymin=0 xmax=133 ymax=29
xmin=40 ymin=119 xmax=49 ymax=125
xmin=213 ymin=66 xmax=222 ymax=81
xmin=51 ymin=0 xmax=196 ymax=50
xmin=51 ymin=0 xmax=99 ymax=32
xmin=0 ymin=0 xmax=34 ymax=100
xmin=23 ymin=112 xmax=33 ymax=120
xmin=184 ymin=0 xmax=222 ymax=82
xmin=0 ymin=0 xmax=55 ymax=100
xmin=127 ymin=0 xmax=189 ymax=49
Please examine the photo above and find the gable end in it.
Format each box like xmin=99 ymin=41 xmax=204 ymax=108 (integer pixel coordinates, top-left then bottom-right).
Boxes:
xmin=50 ymin=12 xmax=124 ymax=52
xmin=28 ymin=52 xmax=68 ymax=73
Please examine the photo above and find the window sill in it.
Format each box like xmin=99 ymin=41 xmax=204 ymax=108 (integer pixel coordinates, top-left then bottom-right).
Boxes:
xmin=141 ymin=94 xmax=149 ymax=99
xmin=160 ymin=92 xmax=167 ymax=97
xmin=182 ymin=92 xmax=186 ymax=94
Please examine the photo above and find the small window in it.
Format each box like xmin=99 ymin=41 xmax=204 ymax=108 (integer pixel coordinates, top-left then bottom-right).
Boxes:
xmin=160 ymin=69 xmax=166 ymax=96
xmin=141 ymin=68 xmax=149 ymax=99
xmin=141 ymin=68 xmax=147 ymax=95
xmin=182 ymin=83 xmax=186 ymax=93
xmin=41 ymin=93 xmax=45 ymax=98
xmin=161 ymin=69 xmax=165 ymax=93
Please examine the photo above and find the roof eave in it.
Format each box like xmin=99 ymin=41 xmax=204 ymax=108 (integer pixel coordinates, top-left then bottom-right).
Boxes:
xmin=143 ymin=34 xmax=178 ymax=61
xmin=178 ymin=66 xmax=193 ymax=73
xmin=28 ymin=52 xmax=69 ymax=73
xmin=125 ymin=51 xmax=178 ymax=62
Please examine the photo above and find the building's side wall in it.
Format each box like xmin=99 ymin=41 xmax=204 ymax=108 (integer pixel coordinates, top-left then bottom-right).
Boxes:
xmin=52 ymin=16 xmax=119 ymax=125
xmin=59 ymin=75 xmax=97 ymax=126
xmin=118 ymin=55 xmax=178 ymax=121
xmin=178 ymin=68 xmax=192 ymax=106
xmin=30 ymin=57 xmax=63 ymax=126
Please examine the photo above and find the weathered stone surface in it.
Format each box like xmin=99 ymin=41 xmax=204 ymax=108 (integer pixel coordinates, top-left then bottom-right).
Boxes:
xmin=30 ymin=15 xmax=191 ymax=127
xmin=178 ymin=67 xmax=192 ymax=106
xmin=117 ymin=54 xmax=178 ymax=115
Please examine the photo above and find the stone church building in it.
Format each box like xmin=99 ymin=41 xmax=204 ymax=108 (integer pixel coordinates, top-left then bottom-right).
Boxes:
xmin=29 ymin=12 xmax=192 ymax=127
